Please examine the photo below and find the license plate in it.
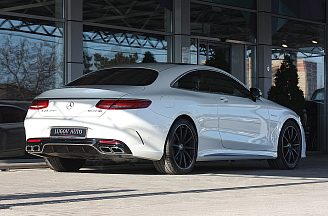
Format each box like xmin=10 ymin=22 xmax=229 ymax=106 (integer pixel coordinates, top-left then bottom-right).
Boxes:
xmin=50 ymin=128 xmax=87 ymax=139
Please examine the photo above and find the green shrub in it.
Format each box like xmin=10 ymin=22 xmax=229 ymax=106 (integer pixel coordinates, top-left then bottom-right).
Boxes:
xmin=268 ymin=55 xmax=304 ymax=118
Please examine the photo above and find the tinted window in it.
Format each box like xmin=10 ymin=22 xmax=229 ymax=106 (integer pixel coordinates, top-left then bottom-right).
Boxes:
xmin=200 ymin=70 xmax=250 ymax=97
xmin=313 ymin=89 xmax=324 ymax=101
xmin=172 ymin=71 xmax=210 ymax=92
xmin=0 ymin=106 xmax=25 ymax=123
xmin=67 ymin=68 xmax=158 ymax=86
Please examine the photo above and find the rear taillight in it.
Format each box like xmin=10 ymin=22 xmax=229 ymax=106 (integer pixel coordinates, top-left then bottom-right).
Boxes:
xmin=27 ymin=139 xmax=41 ymax=142
xmin=96 ymin=99 xmax=151 ymax=110
xmin=99 ymin=140 xmax=120 ymax=144
xmin=29 ymin=100 xmax=49 ymax=110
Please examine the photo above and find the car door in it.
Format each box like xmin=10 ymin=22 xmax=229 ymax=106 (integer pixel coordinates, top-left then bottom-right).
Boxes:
xmin=200 ymin=70 xmax=270 ymax=151
xmin=0 ymin=105 xmax=26 ymax=158
xmin=171 ymin=70 xmax=222 ymax=154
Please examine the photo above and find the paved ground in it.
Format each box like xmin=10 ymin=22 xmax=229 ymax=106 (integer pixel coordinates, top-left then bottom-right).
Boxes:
xmin=1 ymin=153 xmax=328 ymax=215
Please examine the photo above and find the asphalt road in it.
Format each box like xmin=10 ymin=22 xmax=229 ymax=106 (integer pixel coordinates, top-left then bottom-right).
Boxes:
xmin=1 ymin=153 xmax=328 ymax=215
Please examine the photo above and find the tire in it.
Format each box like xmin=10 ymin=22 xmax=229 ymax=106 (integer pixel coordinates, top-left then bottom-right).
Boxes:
xmin=45 ymin=156 xmax=86 ymax=172
xmin=153 ymin=118 xmax=198 ymax=174
xmin=268 ymin=120 xmax=302 ymax=170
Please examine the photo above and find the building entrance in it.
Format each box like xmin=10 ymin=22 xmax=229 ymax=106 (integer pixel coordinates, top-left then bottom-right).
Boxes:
xmin=191 ymin=39 xmax=256 ymax=89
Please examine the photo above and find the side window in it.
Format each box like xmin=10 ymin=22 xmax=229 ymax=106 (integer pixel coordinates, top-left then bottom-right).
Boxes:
xmin=313 ymin=91 xmax=324 ymax=101
xmin=0 ymin=106 xmax=24 ymax=123
xmin=201 ymin=70 xmax=250 ymax=97
xmin=172 ymin=71 xmax=210 ymax=92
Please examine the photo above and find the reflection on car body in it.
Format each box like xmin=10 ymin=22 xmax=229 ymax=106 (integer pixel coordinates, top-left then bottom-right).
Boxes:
xmin=24 ymin=63 xmax=306 ymax=174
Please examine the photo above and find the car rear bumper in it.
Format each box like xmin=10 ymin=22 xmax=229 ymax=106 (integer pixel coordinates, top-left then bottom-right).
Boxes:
xmin=26 ymin=138 xmax=134 ymax=159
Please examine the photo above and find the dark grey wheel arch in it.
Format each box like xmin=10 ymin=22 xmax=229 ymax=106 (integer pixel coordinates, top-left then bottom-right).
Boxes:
xmin=268 ymin=118 xmax=302 ymax=170
xmin=153 ymin=115 xmax=198 ymax=174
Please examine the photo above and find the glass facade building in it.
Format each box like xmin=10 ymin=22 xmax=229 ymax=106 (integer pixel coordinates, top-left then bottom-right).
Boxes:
xmin=0 ymin=0 xmax=327 ymax=152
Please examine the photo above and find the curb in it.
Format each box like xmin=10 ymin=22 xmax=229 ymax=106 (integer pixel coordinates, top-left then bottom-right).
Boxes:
xmin=0 ymin=159 xmax=47 ymax=171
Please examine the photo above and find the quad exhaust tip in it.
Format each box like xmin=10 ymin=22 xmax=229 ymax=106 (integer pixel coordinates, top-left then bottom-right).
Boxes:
xmin=26 ymin=145 xmax=41 ymax=152
xmin=99 ymin=146 xmax=125 ymax=154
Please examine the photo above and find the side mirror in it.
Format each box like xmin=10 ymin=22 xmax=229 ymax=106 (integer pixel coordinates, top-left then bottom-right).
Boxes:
xmin=250 ymin=87 xmax=262 ymax=102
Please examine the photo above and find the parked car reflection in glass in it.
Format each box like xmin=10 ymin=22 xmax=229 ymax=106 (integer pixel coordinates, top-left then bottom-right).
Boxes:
xmin=0 ymin=103 xmax=28 ymax=158
xmin=304 ymin=88 xmax=324 ymax=150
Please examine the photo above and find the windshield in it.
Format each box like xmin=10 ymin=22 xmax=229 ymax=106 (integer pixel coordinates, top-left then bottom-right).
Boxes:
xmin=312 ymin=89 xmax=324 ymax=101
xmin=66 ymin=68 xmax=158 ymax=86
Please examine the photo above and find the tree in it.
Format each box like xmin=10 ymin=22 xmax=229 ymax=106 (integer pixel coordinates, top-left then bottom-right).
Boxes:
xmin=28 ymin=41 xmax=60 ymax=95
xmin=142 ymin=51 xmax=157 ymax=63
xmin=83 ymin=51 xmax=93 ymax=74
xmin=93 ymin=53 xmax=111 ymax=69
xmin=0 ymin=38 xmax=31 ymax=99
xmin=268 ymin=55 xmax=305 ymax=118
xmin=205 ymin=48 xmax=230 ymax=73
xmin=93 ymin=52 xmax=138 ymax=69
xmin=0 ymin=37 xmax=60 ymax=100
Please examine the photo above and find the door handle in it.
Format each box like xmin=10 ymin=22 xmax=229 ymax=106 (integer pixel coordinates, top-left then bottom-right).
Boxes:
xmin=220 ymin=97 xmax=229 ymax=103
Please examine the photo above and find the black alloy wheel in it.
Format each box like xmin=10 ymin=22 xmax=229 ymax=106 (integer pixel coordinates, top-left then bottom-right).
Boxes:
xmin=154 ymin=118 xmax=197 ymax=174
xmin=268 ymin=120 xmax=302 ymax=169
xmin=171 ymin=122 xmax=196 ymax=169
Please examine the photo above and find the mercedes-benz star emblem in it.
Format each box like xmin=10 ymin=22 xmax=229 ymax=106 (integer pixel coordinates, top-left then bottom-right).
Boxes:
xmin=66 ymin=102 xmax=74 ymax=110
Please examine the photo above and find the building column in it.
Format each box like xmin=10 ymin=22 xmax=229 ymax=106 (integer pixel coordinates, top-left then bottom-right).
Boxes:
xmin=321 ymin=2 xmax=328 ymax=151
xmin=65 ymin=0 xmax=83 ymax=84
xmin=231 ymin=43 xmax=246 ymax=83
xmin=257 ymin=0 xmax=272 ymax=98
xmin=173 ymin=0 xmax=190 ymax=63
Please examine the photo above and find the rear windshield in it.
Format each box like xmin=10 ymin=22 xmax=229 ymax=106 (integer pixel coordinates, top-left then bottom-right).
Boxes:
xmin=66 ymin=68 xmax=158 ymax=86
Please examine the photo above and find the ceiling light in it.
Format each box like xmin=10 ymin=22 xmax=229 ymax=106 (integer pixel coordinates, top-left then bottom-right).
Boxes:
xmin=282 ymin=44 xmax=288 ymax=48
xmin=312 ymin=40 xmax=318 ymax=44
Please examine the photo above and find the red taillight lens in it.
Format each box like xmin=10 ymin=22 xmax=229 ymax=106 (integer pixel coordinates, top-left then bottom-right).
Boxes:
xmin=96 ymin=100 xmax=151 ymax=110
xmin=29 ymin=100 xmax=49 ymax=110
xmin=27 ymin=139 xmax=41 ymax=142
xmin=99 ymin=140 xmax=120 ymax=144
xmin=96 ymin=100 xmax=116 ymax=109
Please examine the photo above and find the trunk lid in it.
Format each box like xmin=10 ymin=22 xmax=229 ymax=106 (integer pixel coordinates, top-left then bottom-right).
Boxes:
xmin=35 ymin=86 xmax=144 ymax=117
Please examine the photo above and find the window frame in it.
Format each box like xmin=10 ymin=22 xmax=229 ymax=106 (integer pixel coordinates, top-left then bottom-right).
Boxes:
xmin=199 ymin=69 xmax=251 ymax=98
xmin=171 ymin=69 xmax=251 ymax=98
xmin=170 ymin=70 xmax=211 ymax=93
